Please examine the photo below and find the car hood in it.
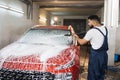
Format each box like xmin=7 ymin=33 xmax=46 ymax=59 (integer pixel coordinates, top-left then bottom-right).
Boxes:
xmin=0 ymin=42 xmax=69 ymax=64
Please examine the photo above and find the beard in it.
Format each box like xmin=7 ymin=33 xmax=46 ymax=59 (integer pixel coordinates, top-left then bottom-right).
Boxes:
xmin=88 ymin=25 xmax=94 ymax=29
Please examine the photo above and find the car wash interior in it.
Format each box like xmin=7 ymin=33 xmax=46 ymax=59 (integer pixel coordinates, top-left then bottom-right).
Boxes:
xmin=0 ymin=0 xmax=120 ymax=80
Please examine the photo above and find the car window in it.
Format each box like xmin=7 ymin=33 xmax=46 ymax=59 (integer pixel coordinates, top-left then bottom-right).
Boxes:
xmin=18 ymin=29 xmax=73 ymax=45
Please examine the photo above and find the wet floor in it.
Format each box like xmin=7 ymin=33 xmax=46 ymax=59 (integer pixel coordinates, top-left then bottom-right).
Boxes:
xmin=79 ymin=46 xmax=120 ymax=80
xmin=80 ymin=68 xmax=120 ymax=80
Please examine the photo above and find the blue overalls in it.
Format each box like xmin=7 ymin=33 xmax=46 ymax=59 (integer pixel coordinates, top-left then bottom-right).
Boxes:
xmin=88 ymin=27 xmax=108 ymax=80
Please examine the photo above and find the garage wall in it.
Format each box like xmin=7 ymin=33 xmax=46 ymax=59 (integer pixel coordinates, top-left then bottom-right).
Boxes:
xmin=116 ymin=27 xmax=120 ymax=54
xmin=50 ymin=15 xmax=88 ymax=30
xmin=33 ymin=3 xmax=39 ymax=25
xmin=115 ymin=4 xmax=120 ymax=54
xmin=96 ymin=7 xmax=104 ymax=24
xmin=39 ymin=9 xmax=51 ymax=25
xmin=119 ymin=1 xmax=120 ymax=25
xmin=0 ymin=0 xmax=39 ymax=49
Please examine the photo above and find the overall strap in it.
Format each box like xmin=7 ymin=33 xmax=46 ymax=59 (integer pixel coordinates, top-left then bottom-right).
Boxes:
xmin=93 ymin=27 xmax=108 ymax=37
xmin=105 ymin=27 xmax=108 ymax=36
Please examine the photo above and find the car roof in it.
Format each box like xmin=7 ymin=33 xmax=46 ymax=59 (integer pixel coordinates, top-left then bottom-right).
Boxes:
xmin=32 ymin=25 xmax=69 ymax=30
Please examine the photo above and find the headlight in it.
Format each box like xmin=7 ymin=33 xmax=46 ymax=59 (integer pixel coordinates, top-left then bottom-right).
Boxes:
xmin=55 ymin=51 xmax=75 ymax=70
xmin=55 ymin=60 xmax=74 ymax=70
xmin=54 ymin=73 xmax=72 ymax=80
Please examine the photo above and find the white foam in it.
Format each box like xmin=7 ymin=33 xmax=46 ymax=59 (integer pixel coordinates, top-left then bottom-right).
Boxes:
xmin=0 ymin=29 xmax=73 ymax=70
xmin=0 ymin=42 xmax=69 ymax=68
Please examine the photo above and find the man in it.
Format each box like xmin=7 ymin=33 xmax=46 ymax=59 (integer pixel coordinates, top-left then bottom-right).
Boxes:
xmin=70 ymin=15 xmax=108 ymax=80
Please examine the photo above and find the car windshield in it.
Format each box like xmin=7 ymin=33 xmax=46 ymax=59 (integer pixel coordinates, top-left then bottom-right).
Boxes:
xmin=18 ymin=28 xmax=73 ymax=45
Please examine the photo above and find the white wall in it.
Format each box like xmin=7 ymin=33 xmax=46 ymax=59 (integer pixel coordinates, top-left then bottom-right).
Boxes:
xmin=116 ymin=27 xmax=120 ymax=54
xmin=119 ymin=1 xmax=120 ymax=24
xmin=0 ymin=0 xmax=39 ymax=49
xmin=115 ymin=4 xmax=120 ymax=54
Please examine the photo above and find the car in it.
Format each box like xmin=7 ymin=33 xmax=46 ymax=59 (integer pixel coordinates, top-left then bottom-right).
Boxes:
xmin=0 ymin=25 xmax=80 ymax=80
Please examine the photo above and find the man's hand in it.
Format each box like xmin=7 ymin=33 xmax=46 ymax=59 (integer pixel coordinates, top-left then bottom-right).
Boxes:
xmin=68 ymin=25 xmax=75 ymax=34
xmin=72 ymin=33 xmax=79 ymax=40
xmin=73 ymin=33 xmax=88 ymax=45
xmin=68 ymin=25 xmax=88 ymax=45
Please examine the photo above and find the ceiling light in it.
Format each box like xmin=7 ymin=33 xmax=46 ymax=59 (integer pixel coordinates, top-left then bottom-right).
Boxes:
xmin=0 ymin=4 xmax=24 ymax=14
xmin=0 ymin=4 xmax=8 ymax=9
xmin=9 ymin=7 xmax=24 ymax=14
xmin=54 ymin=16 xmax=58 ymax=21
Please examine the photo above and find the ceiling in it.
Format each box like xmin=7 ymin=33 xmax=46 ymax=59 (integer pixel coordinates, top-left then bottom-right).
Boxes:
xmin=32 ymin=0 xmax=104 ymax=16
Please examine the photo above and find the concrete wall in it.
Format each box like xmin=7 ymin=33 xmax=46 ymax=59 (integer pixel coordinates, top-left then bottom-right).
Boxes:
xmin=119 ymin=2 xmax=120 ymax=25
xmin=96 ymin=7 xmax=104 ymax=24
xmin=115 ymin=4 xmax=120 ymax=54
xmin=119 ymin=1 xmax=120 ymax=25
xmin=33 ymin=3 xmax=39 ymax=25
xmin=39 ymin=9 xmax=51 ymax=25
xmin=0 ymin=0 xmax=39 ymax=49
xmin=116 ymin=27 xmax=120 ymax=54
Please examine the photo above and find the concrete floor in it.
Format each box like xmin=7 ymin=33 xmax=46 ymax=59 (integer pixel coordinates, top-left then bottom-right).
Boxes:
xmin=79 ymin=46 xmax=89 ymax=80
xmin=79 ymin=46 xmax=120 ymax=80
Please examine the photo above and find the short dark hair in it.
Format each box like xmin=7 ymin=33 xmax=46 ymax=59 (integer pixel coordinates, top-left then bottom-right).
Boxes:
xmin=88 ymin=15 xmax=100 ymax=23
